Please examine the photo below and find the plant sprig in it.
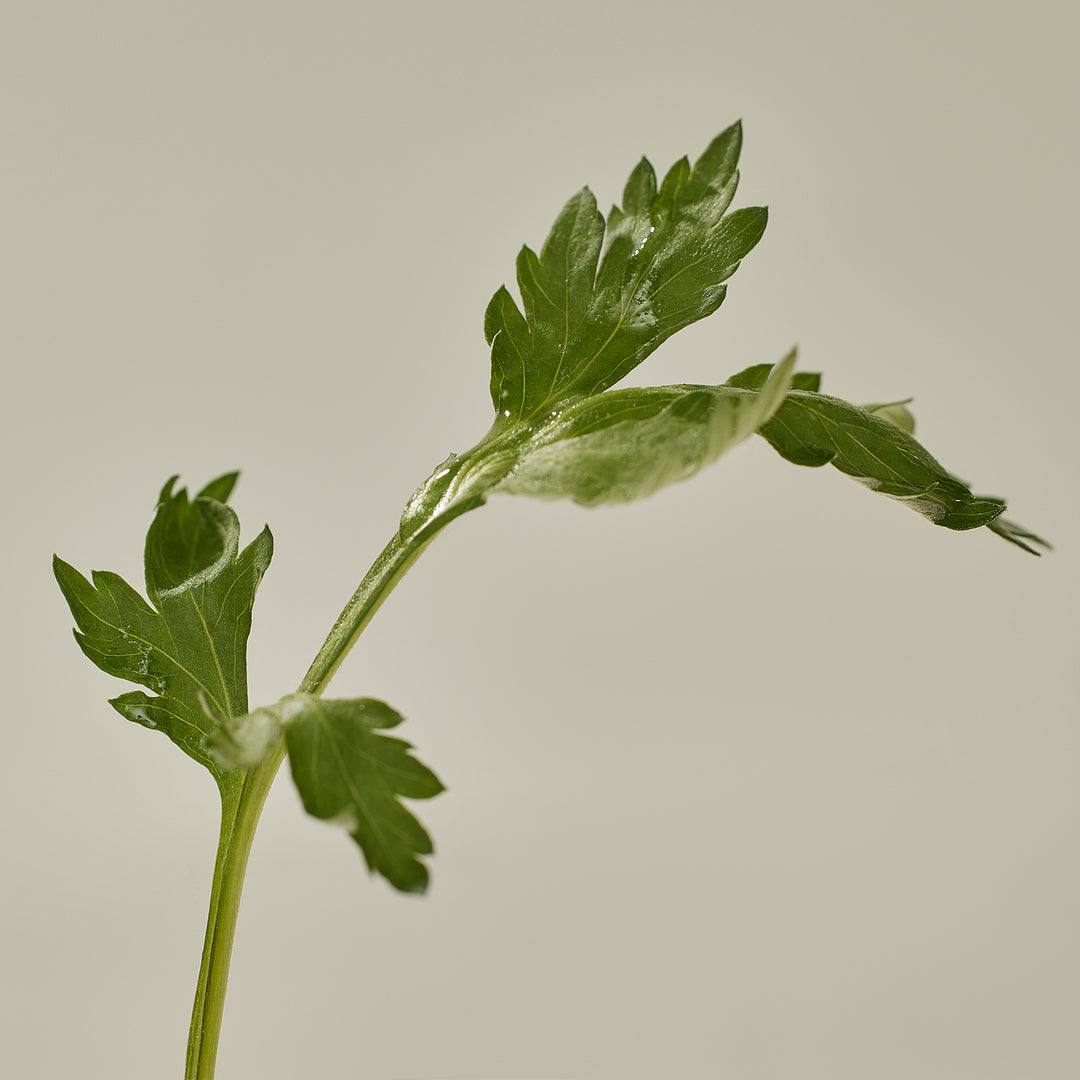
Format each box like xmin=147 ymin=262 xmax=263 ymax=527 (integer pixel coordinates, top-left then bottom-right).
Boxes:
xmin=55 ymin=121 xmax=1046 ymax=1079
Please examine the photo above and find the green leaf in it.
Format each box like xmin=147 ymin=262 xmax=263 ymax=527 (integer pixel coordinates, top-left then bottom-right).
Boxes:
xmin=144 ymin=474 xmax=241 ymax=605
xmin=54 ymin=474 xmax=273 ymax=780
xmin=724 ymin=365 xmax=1044 ymax=547
xmin=275 ymin=694 xmax=444 ymax=893
xmin=861 ymin=399 xmax=916 ymax=434
xmin=986 ymin=517 xmax=1052 ymax=556
xmin=487 ymin=123 xmax=767 ymax=421
xmin=407 ymin=354 xmax=796 ymax=520
xmin=513 ymin=188 xmax=606 ymax=409
xmin=493 ymin=351 xmax=796 ymax=506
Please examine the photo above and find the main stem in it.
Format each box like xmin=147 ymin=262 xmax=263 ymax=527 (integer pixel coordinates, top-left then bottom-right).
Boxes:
xmin=184 ymin=751 xmax=283 ymax=1080
xmin=183 ymin=502 xmax=477 ymax=1079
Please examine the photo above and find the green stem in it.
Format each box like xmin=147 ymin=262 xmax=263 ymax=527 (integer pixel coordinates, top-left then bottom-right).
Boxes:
xmin=183 ymin=498 xmax=481 ymax=1078
xmin=299 ymin=498 xmax=482 ymax=696
xmin=183 ymin=779 xmax=239 ymax=1079
xmin=184 ymin=751 xmax=283 ymax=1080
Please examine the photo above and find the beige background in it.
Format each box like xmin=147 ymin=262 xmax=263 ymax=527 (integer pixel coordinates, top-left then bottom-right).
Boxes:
xmin=2 ymin=2 xmax=1077 ymax=1078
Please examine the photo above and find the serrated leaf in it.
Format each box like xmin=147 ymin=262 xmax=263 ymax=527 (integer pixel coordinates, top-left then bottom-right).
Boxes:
xmin=276 ymin=694 xmax=444 ymax=893
xmin=515 ymin=188 xmax=605 ymax=394
xmin=724 ymin=364 xmax=1043 ymax=546
xmin=54 ymin=474 xmax=273 ymax=780
xmin=487 ymin=123 xmax=766 ymax=421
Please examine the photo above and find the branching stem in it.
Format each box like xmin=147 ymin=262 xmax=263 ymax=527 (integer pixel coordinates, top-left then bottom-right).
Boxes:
xmin=183 ymin=497 xmax=481 ymax=1078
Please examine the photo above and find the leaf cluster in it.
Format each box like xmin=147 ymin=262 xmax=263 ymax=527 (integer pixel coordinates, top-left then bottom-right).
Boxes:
xmin=56 ymin=476 xmax=443 ymax=891
xmin=55 ymin=124 xmax=1046 ymax=904
xmin=405 ymin=126 xmax=1043 ymax=554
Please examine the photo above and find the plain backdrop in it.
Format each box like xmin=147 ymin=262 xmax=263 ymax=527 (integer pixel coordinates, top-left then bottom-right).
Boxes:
xmin=2 ymin=2 xmax=1077 ymax=1078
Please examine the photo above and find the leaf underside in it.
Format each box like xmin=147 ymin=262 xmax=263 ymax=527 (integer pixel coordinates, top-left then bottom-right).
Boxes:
xmin=54 ymin=475 xmax=273 ymax=781
xmin=279 ymin=694 xmax=444 ymax=893
xmin=493 ymin=351 xmax=796 ymax=506
xmin=725 ymin=364 xmax=1048 ymax=551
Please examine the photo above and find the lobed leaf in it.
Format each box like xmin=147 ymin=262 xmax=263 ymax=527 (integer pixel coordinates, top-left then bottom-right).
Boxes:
xmin=54 ymin=475 xmax=273 ymax=780
xmin=276 ymin=694 xmax=444 ymax=893
xmin=487 ymin=123 xmax=766 ymax=422
xmin=724 ymin=364 xmax=1047 ymax=548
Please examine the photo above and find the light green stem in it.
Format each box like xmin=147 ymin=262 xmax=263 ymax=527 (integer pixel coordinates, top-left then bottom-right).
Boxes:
xmin=184 ymin=754 xmax=282 ymax=1080
xmin=183 ymin=499 xmax=480 ymax=1079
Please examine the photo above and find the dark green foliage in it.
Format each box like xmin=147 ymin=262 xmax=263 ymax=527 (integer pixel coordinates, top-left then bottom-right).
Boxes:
xmin=725 ymin=364 xmax=1048 ymax=550
xmin=54 ymin=475 xmax=273 ymax=781
xmin=280 ymin=695 xmax=444 ymax=893
xmin=487 ymin=123 xmax=765 ymax=422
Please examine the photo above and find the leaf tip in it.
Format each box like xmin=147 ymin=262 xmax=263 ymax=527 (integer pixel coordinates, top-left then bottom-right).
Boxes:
xmin=255 ymin=523 xmax=275 ymax=557
xmin=397 ymin=864 xmax=431 ymax=894
xmin=157 ymin=475 xmax=181 ymax=507
xmin=52 ymin=553 xmax=86 ymax=592
xmin=198 ymin=471 xmax=241 ymax=503
xmin=987 ymin=517 xmax=1052 ymax=555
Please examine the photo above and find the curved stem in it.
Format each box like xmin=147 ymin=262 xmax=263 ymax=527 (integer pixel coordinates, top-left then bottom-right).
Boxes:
xmin=184 ymin=496 xmax=482 ymax=1078
xmin=299 ymin=496 xmax=484 ymax=696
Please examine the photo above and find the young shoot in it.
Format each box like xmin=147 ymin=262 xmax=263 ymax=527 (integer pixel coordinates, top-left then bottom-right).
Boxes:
xmin=55 ymin=122 xmax=1047 ymax=1079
